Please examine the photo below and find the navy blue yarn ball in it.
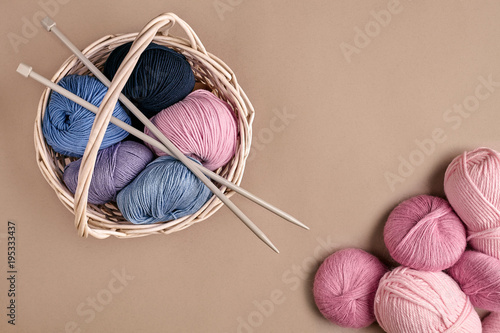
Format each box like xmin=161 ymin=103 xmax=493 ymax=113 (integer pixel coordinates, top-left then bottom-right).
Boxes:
xmin=103 ymin=42 xmax=195 ymax=121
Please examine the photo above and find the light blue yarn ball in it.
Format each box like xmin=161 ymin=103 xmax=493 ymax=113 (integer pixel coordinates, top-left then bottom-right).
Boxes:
xmin=117 ymin=156 xmax=213 ymax=224
xmin=42 ymin=75 xmax=131 ymax=157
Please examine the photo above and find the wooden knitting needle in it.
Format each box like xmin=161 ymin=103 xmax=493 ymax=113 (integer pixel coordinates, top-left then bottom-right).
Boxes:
xmin=39 ymin=19 xmax=283 ymax=253
xmin=39 ymin=18 xmax=308 ymax=225
xmin=17 ymin=63 xmax=307 ymax=231
xmin=18 ymin=63 xmax=279 ymax=253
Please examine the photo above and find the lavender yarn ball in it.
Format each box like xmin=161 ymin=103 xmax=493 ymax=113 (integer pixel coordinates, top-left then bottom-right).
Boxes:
xmin=63 ymin=141 xmax=154 ymax=204
xmin=313 ymin=248 xmax=388 ymax=328
xmin=384 ymin=195 xmax=467 ymax=271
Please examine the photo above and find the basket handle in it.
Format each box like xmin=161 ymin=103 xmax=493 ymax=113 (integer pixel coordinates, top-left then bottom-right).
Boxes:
xmin=156 ymin=13 xmax=208 ymax=55
xmin=73 ymin=13 xmax=206 ymax=237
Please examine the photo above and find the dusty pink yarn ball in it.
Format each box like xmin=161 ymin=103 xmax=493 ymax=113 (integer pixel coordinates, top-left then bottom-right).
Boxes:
xmin=444 ymin=147 xmax=500 ymax=260
xmin=384 ymin=195 xmax=467 ymax=271
xmin=374 ymin=267 xmax=482 ymax=333
xmin=483 ymin=312 xmax=500 ymax=332
xmin=448 ymin=250 xmax=500 ymax=312
xmin=313 ymin=248 xmax=387 ymax=328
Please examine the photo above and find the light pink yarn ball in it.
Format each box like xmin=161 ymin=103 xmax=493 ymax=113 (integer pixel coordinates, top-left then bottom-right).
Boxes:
xmin=483 ymin=312 xmax=500 ymax=332
xmin=384 ymin=195 xmax=467 ymax=271
xmin=444 ymin=147 xmax=500 ymax=260
xmin=313 ymin=248 xmax=387 ymax=328
xmin=448 ymin=251 xmax=500 ymax=312
xmin=144 ymin=89 xmax=238 ymax=171
xmin=374 ymin=266 xmax=481 ymax=333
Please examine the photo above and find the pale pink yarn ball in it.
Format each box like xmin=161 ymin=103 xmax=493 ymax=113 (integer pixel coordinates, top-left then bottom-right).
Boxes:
xmin=144 ymin=89 xmax=238 ymax=171
xmin=384 ymin=195 xmax=466 ymax=271
xmin=448 ymin=250 xmax=500 ymax=312
xmin=374 ymin=266 xmax=482 ymax=333
xmin=483 ymin=312 xmax=500 ymax=332
xmin=313 ymin=248 xmax=387 ymax=328
xmin=444 ymin=147 xmax=500 ymax=259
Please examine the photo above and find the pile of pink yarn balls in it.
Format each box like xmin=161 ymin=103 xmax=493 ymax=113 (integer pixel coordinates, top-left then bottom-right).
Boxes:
xmin=313 ymin=147 xmax=500 ymax=332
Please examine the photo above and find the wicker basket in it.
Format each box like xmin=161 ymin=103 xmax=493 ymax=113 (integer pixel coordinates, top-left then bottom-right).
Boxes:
xmin=34 ymin=13 xmax=254 ymax=239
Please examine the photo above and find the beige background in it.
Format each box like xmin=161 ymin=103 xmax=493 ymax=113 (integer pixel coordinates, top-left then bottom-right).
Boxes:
xmin=1 ymin=0 xmax=500 ymax=332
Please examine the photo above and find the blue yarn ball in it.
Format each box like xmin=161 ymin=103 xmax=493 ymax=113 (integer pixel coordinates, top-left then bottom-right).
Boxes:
xmin=42 ymin=75 xmax=131 ymax=157
xmin=103 ymin=42 xmax=195 ymax=120
xmin=63 ymin=141 xmax=154 ymax=205
xmin=116 ymin=156 xmax=213 ymax=225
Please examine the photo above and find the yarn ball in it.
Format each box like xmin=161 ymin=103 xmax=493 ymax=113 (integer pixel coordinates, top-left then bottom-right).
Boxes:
xmin=374 ymin=266 xmax=482 ymax=333
xmin=116 ymin=155 xmax=212 ymax=224
xmin=384 ymin=195 xmax=467 ymax=271
xmin=482 ymin=312 xmax=500 ymax=333
xmin=144 ymin=90 xmax=238 ymax=171
xmin=42 ymin=75 xmax=131 ymax=157
xmin=103 ymin=41 xmax=195 ymax=120
xmin=444 ymin=147 xmax=500 ymax=260
xmin=313 ymin=248 xmax=388 ymax=328
xmin=448 ymin=250 xmax=500 ymax=312
xmin=63 ymin=141 xmax=154 ymax=205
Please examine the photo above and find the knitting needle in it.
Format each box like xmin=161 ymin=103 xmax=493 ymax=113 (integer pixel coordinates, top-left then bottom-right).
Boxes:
xmin=39 ymin=19 xmax=308 ymax=227
xmin=18 ymin=63 xmax=279 ymax=253
xmin=40 ymin=21 xmax=282 ymax=253
xmin=17 ymin=62 xmax=307 ymax=232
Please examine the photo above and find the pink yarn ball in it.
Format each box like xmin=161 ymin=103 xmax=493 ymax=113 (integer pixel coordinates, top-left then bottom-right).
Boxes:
xmin=144 ymin=89 xmax=238 ymax=171
xmin=444 ymin=147 xmax=500 ymax=259
xmin=448 ymin=250 xmax=500 ymax=312
xmin=384 ymin=195 xmax=467 ymax=271
xmin=313 ymin=248 xmax=387 ymax=328
xmin=483 ymin=312 xmax=500 ymax=332
xmin=374 ymin=267 xmax=481 ymax=333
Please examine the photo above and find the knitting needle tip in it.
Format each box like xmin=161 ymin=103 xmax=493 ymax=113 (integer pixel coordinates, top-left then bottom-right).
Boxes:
xmin=257 ymin=232 xmax=279 ymax=253
xmin=290 ymin=218 xmax=309 ymax=230
xmin=299 ymin=222 xmax=310 ymax=230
